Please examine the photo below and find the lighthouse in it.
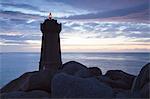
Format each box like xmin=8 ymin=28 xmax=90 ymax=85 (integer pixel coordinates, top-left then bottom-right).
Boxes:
xmin=39 ymin=13 xmax=62 ymax=71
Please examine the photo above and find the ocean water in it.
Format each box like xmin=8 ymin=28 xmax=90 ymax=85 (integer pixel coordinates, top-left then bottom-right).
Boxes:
xmin=0 ymin=52 xmax=149 ymax=88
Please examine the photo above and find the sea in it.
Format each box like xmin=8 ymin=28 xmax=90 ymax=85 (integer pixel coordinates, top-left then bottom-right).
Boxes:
xmin=0 ymin=52 xmax=149 ymax=88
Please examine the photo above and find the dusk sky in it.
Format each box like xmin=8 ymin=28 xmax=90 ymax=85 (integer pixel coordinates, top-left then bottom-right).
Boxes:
xmin=0 ymin=0 xmax=150 ymax=52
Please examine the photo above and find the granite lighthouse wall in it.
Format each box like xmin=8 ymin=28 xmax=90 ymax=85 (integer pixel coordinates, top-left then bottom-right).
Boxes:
xmin=39 ymin=19 xmax=62 ymax=71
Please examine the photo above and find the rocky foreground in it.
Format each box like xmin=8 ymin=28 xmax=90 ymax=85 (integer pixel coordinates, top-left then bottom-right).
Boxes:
xmin=0 ymin=61 xmax=150 ymax=98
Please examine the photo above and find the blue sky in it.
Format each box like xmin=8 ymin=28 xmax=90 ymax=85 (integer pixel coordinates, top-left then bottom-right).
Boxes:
xmin=0 ymin=0 xmax=150 ymax=52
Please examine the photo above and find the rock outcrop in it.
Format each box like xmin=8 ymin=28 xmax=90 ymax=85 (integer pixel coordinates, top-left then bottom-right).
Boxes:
xmin=0 ymin=61 xmax=149 ymax=98
xmin=131 ymin=63 xmax=150 ymax=98
xmin=88 ymin=67 xmax=102 ymax=76
xmin=1 ymin=90 xmax=50 ymax=98
xmin=61 ymin=61 xmax=87 ymax=75
xmin=51 ymin=73 xmax=113 ymax=98
xmin=74 ymin=69 xmax=93 ymax=78
xmin=1 ymin=70 xmax=56 ymax=93
xmin=104 ymin=70 xmax=135 ymax=89
xmin=0 ymin=71 xmax=36 ymax=93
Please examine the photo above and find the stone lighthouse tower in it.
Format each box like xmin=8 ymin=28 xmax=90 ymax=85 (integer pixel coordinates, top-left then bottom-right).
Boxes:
xmin=39 ymin=13 xmax=62 ymax=71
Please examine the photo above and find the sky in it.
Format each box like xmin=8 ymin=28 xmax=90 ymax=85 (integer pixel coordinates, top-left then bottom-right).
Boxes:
xmin=0 ymin=0 xmax=150 ymax=52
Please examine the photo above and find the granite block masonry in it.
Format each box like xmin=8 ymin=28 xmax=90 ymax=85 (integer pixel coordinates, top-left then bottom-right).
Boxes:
xmin=39 ymin=18 xmax=62 ymax=71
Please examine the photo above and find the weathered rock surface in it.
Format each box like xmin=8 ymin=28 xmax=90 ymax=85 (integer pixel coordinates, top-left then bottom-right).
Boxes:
xmin=88 ymin=67 xmax=102 ymax=76
xmin=1 ymin=90 xmax=50 ymax=98
xmin=61 ymin=61 xmax=87 ymax=75
xmin=20 ymin=70 xmax=55 ymax=92
xmin=75 ymin=69 xmax=92 ymax=78
xmin=140 ymin=82 xmax=150 ymax=98
xmin=104 ymin=70 xmax=135 ymax=89
xmin=0 ymin=71 xmax=37 ymax=93
xmin=1 ymin=61 xmax=149 ymax=98
xmin=131 ymin=63 xmax=150 ymax=98
xmin=132 ymin=63 xmax=150 ymax=91
xmin=1 ymin=70 xmax=56 ymax=93
xmin=51 ymin=73 xmax=114 ymax=98
xmin=60 ymin=61 xmax=102 ymax=78
xmin=99 ymin=75 xmax=131 ymax=90
xmin=115 ymin=90 xmax=141 ymax=98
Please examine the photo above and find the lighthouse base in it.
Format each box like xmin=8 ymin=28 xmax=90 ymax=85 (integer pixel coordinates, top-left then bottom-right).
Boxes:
xmin=39 ymin=61 xmax=62 ymax=71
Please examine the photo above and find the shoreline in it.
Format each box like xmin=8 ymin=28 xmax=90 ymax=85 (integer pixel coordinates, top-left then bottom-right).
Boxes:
xmin=1 ymin=61 xmax=149 ymax=98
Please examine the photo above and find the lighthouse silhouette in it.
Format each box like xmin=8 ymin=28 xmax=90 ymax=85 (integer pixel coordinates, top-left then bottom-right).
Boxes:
xmin=39 ymin=13 xmax=62 ymax=71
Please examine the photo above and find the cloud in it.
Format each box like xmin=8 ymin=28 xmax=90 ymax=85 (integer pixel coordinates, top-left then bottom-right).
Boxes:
xmin=52 ymin=0 xmax=148 ymax=11
xmin=0 ymin=10 xmax=45 ymax=20
xmin=0 ymin=34 xmax=24 ymax=40
xmin=1 ymin=0 xmax=149 ymax=23
xmin=0 ymin=33 xmax=41 ymax=41
xmin=1 ymin=2 xmax=40 ymax=11
xmin=1 ymin=17 xmax=149 ymax=45
xmin=61 ymin=21 xmax=150 ymax=40
xmin=0 ymin=0 xmax=149 ymax=52
xmin=132 ymin=38 xmax=150 ymax=43
xmin=1 ymin=40 xmax=28 ymax=45
xmin=1 ymin=0 xmax=90 ymax=18
xmin=124 ymin=32 xmax=150 ymax=38
xmin=62 ymin=4 xmax=149 ymax=21
xmin=62 ymin=4 xmax=149 ymax=23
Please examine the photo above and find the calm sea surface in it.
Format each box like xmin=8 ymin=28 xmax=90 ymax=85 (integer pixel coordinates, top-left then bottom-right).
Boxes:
xmin=0 ymin=52 xmax=149 ymax=88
